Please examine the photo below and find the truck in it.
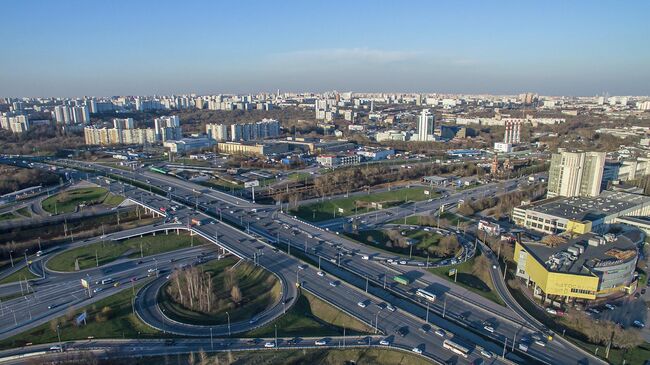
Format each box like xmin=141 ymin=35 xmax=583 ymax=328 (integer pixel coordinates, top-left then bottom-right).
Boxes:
xmin=191 ymin=218 xmax=211 ymax=226
xmin=393 ymin=275 xmax=411 ymax=285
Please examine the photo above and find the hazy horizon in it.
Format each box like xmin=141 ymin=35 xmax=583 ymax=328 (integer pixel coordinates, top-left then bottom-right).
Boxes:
xmin=2 ymin=0 xmax=649 ymax=98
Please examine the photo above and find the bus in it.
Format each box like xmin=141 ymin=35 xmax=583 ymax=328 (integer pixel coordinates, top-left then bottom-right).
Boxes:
xmin=416 ymin=288 xmax=436 ymax=302
xmin=443 ymin=339 xmax=469 ymax=358
xmin=393 ymin=275 xmax=411 ymax=285
xmin=149 ymin=166 xmax=169 ymax=175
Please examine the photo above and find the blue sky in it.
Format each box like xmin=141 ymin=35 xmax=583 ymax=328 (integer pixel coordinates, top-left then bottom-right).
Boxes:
xmin=1 ymin=0 xmax=649 ymax=97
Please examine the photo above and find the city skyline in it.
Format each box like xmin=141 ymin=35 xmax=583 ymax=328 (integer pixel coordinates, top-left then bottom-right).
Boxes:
xmin=2 ymin=0 xmax=649 ymax=97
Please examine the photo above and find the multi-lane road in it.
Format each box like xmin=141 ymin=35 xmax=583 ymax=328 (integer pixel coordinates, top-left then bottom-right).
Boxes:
xmin=0 ymin=158 xmax=602 ymax=365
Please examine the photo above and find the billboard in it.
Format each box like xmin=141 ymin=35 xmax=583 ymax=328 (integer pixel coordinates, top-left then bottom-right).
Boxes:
xmin=244 ymin=180 xmax=260 ymax=188
xmin=80 ymin=278 xmax=89 ymax=288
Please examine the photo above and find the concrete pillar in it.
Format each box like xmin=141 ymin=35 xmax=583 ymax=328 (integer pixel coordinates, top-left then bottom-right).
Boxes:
xmin=153 ymin=232 xmax=156 ymax=236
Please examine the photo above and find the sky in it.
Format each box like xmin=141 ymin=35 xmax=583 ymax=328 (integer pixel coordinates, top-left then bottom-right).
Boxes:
xmin=1 ymin=0 xmax=649 ymax=97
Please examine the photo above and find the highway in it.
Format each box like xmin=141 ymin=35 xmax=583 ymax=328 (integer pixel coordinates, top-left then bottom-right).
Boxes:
xmin=2 ymin=157 xmax=603 ymax=365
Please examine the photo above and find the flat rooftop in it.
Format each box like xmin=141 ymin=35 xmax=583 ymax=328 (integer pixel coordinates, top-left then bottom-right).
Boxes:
xmin=520 ymin=230 xmax=641 ymax=275
xmin=525 ymin=191 xmax=650 ymax=222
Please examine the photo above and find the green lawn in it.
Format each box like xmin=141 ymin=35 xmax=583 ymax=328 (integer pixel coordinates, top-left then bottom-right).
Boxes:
xmin=150 ymin=348 xmax=430 ymax=365
xmin=198 ymin=178 xmax=244 ymax=191
xmin=292 ymin=187 xmax=436 ymax=222
xmin=47 ymin=232 xmax=205 ymax=272
xmin=0 ymin=266 xmax=39 ymax=285
xmin=15 ymin=207 xmax=32 ymax=218
xmin=0 ymin=282 xmax=161 ymax=350
xmin=42 ymin=187 xmax=112 ymax=214
xmin=158 ymin=257 xmax=281 ymax=324
xmin=345 ymin=229 xmax=446 ymax=261
xmin=287 ymin=172 xmax=311 ymax=181
xmin=428 ymin=251 xmax=505 ymax=306
xmin=0 ymin=212 xmax=17 ymax=221
xmin=245 ymin=291 xmax=373 ymax=338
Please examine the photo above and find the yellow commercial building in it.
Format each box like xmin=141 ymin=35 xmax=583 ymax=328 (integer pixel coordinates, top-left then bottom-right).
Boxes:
xmin=515 ymin=241 xmax=599 ymax=300
xmin=514 ymin=230 xmax=641 ymax=301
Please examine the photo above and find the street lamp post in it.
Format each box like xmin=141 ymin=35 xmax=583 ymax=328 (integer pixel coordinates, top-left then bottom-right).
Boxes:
xmin=56 ymin=325 xmax=62 ymax=352
xmin=9 ymin=250 xmax=14 ymax=267
xmin=226 ymin=312 xmax=231 ymax=335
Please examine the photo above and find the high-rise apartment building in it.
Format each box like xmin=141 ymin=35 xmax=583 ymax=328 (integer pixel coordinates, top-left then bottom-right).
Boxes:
xmin=54 ymin=105 xmax=89 ymax=124
xmin=0 ymin=113 xmax=29 ymax=133
xmin=547 ymin=150 xmax=606 ymax=198
xmin=154 ymin=115 xmax=181 ymax=141
xmin=417 ymin=109 xmax=434 ymax=142
xmin=113 ymin=118 xmax=134 ymax=129
xmin=207 ymin=119 xmax=280 ymax=142
xmin=205 ymin=123 xmax=229 ymax=141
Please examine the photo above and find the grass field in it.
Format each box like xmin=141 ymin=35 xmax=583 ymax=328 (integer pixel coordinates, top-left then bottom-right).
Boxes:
xmin=159 ymin=257 xmax=281 ymax=324
xmin=292 ymin=187 xmax=436 ymax=222
xmin=0 ymin=266 xmax=39 ymax=285
xmin=137 ymin=348 xmax=430 ymax=365
xmin=345 ymin=228 xmax=446 ymax=260
xmin=42 ymin=187 xmax=118 ymax=214
xmin=47 ymin=232 xmax=204 ymax=272
xmin=428 ymin=250 xmax=504 ymax=306
xmin=198 ymin=178 xmax=244 ymax=191
xmin=0 ymin=282 xmax=160 ymax=350
xmin=15 ymin=207 xmax=32 ymax=217
xmin=0 ymin=212 xmax=17 ymax=221
xmin=245 ymin=290 xmax=373 ymax=338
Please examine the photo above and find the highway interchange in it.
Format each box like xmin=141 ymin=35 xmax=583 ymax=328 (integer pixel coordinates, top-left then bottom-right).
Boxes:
xmin=0 ymin=158 xmax=605 ymax=365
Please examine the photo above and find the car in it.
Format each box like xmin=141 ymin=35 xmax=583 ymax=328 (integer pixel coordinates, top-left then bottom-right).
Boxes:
xmin=113 ymin=282 xmax=120 ymax=287
xmin=434 ymin=329 xmax=446 ymax=337
xmin=642 ymin=288 xmax=647 ymax=295
xmin=534 ymin=340 xmax=546 ymax=347
xmin=397 ymin=327 xmax=408 ymax=337
xmin=386 ymin=304 xmax=396 ymax=312
xmin=411 ymin=347 xmax=422 ymax=354
xmin=633 ymin=320 xmax=645 ymax=328
xmin=49 ymin=345 xmax=63 ymax=352
xmin=545 ymin=308 xmax=557 ymax=315
xmin=399 ymin=260 xmax=407 ymax=265
xmin=314 ymin=339 xmax=327 ymax=346
xmin=47 ymin=305 xmax=56 ymax=310
xmin=317 ymin=271 xmax=325 ymax=277
xmin=137 ymin=260 xmax=143 ymax=265
xmin=634 ymin=292 xmax=641 ymax=299
xmin=249 ymin=318 xmax=258 ymax=324
xmin=329 ymin=281 xmax=339 ymax=287
xmin=361 ymin=255 xmax=369 ymax=260
xmin=480 ymin=349 xmax=494 ymax=358
xmin=264 ymin=342 xmax=275 ymax=348
xmin=93 ymin=287 xmax=103 ymax=293
xmin=147 ymin=268 xmax=157 ymax=273
xmin=518 ymin=343 xmax=529 ymax=352
xmin=357 ymin=301 xmax=367 ymax=308
xmin=604 ymin=303 xmax=616 ymax=310
xmin=419 ymin=325 xmax=430 ymax=334
xmin=483 ymin=325 xmax=495 ymax=333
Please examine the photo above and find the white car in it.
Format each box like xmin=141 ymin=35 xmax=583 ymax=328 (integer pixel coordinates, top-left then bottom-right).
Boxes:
xmin=386 ymin=304 xmax=396 ymax=312
xmin=329 ymin=281 xmax=339 ymax=287
xmin=264 ymin=342 xmax=275 ymax=348
xmin=357 ymin=301 xmax=367 ymax=308
xmin=361 ymin=255 xmax=369 ymax=260
xmin=480 ymin=349 xmax=494 ymax=358
xmin=534 ymin=340 xmax=546 ymax=347
xmin=434 ymin=329 xmax=445 ymax=337
xmin=604 ymin=303 xmax=616 ymax=310
xmin=314 ymin=339 xmax=327 ymax=346
xmin=411 ymin=347 xmax=422 ymax=354
xmin=633 ymin=320 xmax=645 ymax=328
xmin=317 ymin=271 xmax=325 ymax=277
xmin=545 ymin=308 xmax=557 ymax=315
xmin=399 ymin=260 xmax=407 ymax=265
xmin=484 ymin=325 xmax=495 ymax=333
xmin=379 ymin=339 xmax=390 ymax=346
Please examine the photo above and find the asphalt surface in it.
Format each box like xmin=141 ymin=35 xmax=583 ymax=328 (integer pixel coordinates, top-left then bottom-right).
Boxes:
xmin=0 ymin=158 xmax=604 ymax=365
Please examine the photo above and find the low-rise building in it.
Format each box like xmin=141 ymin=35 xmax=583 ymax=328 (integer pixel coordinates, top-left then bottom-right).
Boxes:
xmin=512 ymin=191 xmax=650 ymax=235
xmin=217 ymin=141 xmax=288 ymax=156
xmin=163 ymin=137 xmax=215 ymax=154
xmin=316 ymin=154 xmax=361 ymax=168
xmin=514 ymin=230 xmax=643 ymax=301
